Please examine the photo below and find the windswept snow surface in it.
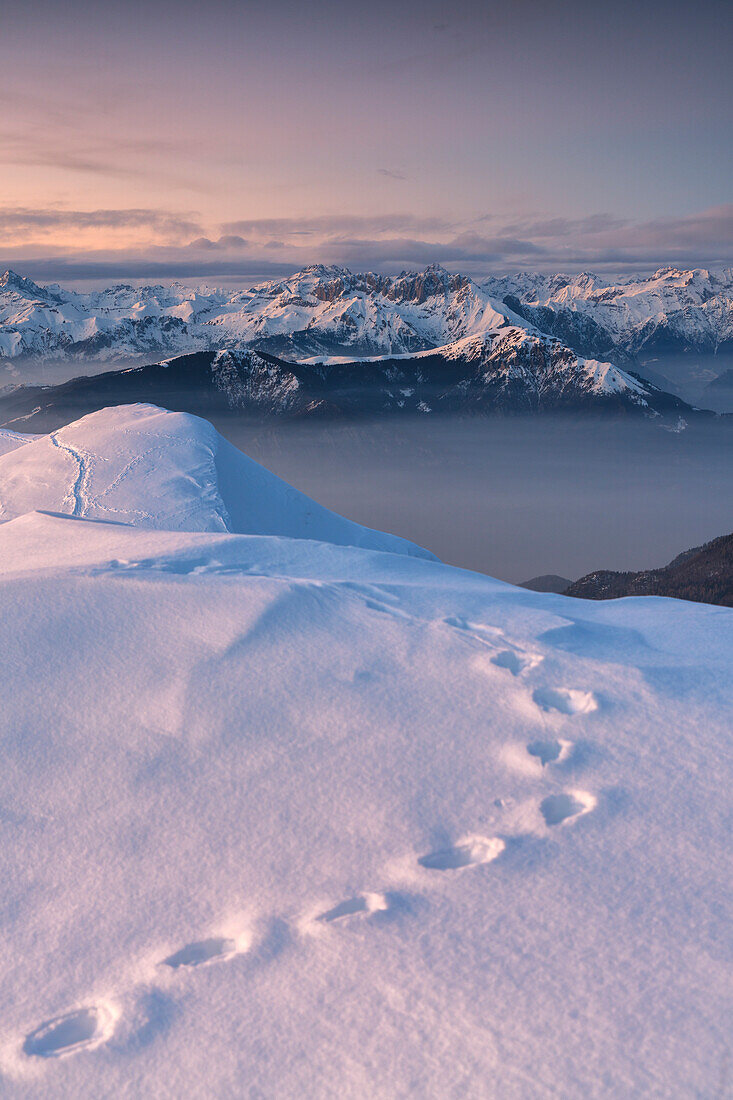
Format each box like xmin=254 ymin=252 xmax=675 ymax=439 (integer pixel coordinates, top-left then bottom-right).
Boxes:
xmin=0 ymin=404 xmax=430 ymax=557
xmin=0 ymin=405 xmax=730 ymax=1098
xmin=0 ymin=428 xmax=37 ymax=458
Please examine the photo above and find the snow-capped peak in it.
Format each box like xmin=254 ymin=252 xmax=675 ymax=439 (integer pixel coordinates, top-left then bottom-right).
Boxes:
xmin=0 ymin=269 xmax=49 ymax=299
xmin=2 ymin=263 xmax=733 ymax=367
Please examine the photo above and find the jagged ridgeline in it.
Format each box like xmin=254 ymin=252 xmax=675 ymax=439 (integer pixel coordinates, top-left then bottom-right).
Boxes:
xmin=0 ymin=262 xmax=719 ymax=427
xmin=1 ymin=263 xmax=732 ymax=365
xmin=0 ymin=343 xmax=702 ymax=430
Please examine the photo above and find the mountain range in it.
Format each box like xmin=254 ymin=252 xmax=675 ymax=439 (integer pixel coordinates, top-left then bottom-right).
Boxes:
xmin=0 ymin=341 xmax=700 ymax=430
xmin=1 ymin=263 xmax=732 ymax=367
xmin=3 ymin=263 xmax=729 ymax=424
xmin=486 ymin=266 xmax=733 ymax=361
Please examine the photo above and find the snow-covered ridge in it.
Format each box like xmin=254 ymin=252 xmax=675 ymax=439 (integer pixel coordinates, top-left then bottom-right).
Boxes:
xmin=3 ymin=262 xmax=732 ymax=366
xmin=0 ymin=403 xmax=431 ymax=558
xmin=434 ymin=328 xmax=650 ymax=399
xmin=487 ymin=266 xmax=733 ymax=357
xmin=0 ymin=260 xmax=669 ymax=416
xmin=0 ymin=402 xmax=729 ymax=1095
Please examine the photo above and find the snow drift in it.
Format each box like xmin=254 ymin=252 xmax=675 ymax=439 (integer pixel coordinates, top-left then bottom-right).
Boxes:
xmin=0 ymin=404 xmax=730 ymax=1098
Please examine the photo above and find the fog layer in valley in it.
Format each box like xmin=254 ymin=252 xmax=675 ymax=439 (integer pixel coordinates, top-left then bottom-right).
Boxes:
xmin=215 ymin=415 xmax=733 ymax=584
xmin=637 ymin=352 xmax=733 ymax=413
xmin=0 ymin=357 xmax=142 ymax=391
xmin=3 ymin=351 xmax=730 ymax=584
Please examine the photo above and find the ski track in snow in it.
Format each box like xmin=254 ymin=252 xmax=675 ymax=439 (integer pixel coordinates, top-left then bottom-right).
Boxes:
xmin=20 ymin=609 xmax=600 ymax=1064
xmin=86 ymin=433 xmax=229 ymax=529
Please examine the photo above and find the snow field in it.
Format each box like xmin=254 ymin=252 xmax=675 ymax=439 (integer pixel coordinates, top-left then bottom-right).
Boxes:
xmin=0 ymin=405 xmax=729 ymax=1096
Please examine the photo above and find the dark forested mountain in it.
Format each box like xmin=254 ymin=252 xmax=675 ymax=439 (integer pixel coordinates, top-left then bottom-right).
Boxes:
xmin=565 ymin=533 xmax=733 ymax=606
xmin=0 ymin=338 xmax=705 ymax=432
xmin=519 ymin=575 xmax=573 ymax=594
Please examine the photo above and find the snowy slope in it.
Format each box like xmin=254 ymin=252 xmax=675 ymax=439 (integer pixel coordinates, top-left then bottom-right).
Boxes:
xmin=486 ymin=267 xmax=733 ymax=357
xmin=0 ymin=405 xmax=730 ymax=1097
xmin=0 ymin=404 xmax=429 ymax=557
xmin=0 ymin=427 xmax=37 ymax=457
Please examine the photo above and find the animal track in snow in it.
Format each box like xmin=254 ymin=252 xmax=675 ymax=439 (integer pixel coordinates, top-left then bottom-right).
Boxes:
xmin=527 ymin=738 xmax=573 ymax=766
xmin=418 ymin=835 xmax=505 ymax=871
xmin=532 ymin=687 xmax=598 ymax=716
xmin=491 ymin=649 xmax=543 ymax=676
xmin=540 ymin=791 xmax=596 ymax=826
xmin=162 ymin=937 xmax=238 ymax=970
xmin=23 ymin=1005 xmax=116 ymax=1059
xmin=316 ymin=892 xmax=388 ymax=924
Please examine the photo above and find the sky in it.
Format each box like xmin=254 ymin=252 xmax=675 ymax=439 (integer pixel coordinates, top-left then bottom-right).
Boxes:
xmin=1 ymin=0 xmax=731 ymax=282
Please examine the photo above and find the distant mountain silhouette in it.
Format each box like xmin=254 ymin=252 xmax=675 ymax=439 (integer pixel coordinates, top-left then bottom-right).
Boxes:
xmin=519 ymin=575 xmax=572 ymax=593
xmin=565 ymin=533 xmax=733 ymax=607
xmin=0 ymin=342 xmax=706 ymax=433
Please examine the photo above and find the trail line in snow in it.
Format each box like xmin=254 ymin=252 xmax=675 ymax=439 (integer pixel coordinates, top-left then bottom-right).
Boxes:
xmin=49 ymin=430 xmax=94 ymax=518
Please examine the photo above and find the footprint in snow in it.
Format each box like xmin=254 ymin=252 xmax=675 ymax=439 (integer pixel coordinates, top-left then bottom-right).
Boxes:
xmin=540 ymin=791 xmax=596 ymax=826
xmin=532 ymin=687 xmax=598 ymax=716
xmin=316 ymin=892 xmax=389 ymax=924
xmin=418 ymin=835 xmax=505 ymax=871
xmin=24 ymin=1005 xmax=116 ymax=1059
xmin=162 ymin=937 xmax=239 ymax=970
xmin=527 ymin=738 xmax=573 ymax=766
xmin=491 ymin=649 xmax=543 ymax=676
